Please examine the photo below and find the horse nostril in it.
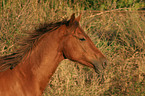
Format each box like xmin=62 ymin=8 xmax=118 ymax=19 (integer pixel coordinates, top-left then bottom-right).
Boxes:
xmin=103 ymin=60 xmax=107 ymax=68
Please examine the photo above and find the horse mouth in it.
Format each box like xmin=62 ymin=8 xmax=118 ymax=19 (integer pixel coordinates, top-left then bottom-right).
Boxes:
xmin=93 ymin=64 xmax=102 ymax=74
xmin=94 ymin=66 xmax=101 ymax=74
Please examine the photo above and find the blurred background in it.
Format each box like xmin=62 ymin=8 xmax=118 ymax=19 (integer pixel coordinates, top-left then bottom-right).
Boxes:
xmin=0 ymin=0 xmax=145 ymax=95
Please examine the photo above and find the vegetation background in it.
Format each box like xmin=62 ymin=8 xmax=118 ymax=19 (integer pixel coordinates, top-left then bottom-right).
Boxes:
xmin=0 ymin=0 xmax=145 ymax=95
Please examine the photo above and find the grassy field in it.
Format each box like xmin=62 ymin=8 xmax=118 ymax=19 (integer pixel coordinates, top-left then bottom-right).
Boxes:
xmin=0 ymin=0 xmax=145 ymax=96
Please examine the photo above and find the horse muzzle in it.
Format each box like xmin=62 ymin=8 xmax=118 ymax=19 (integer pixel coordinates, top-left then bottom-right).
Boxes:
xmin=91 ymin=58 xmax=107 ymax=74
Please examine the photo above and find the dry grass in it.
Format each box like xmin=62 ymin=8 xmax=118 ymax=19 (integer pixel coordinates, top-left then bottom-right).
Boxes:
xmin=0 ymin=0 xmax=145 ymax=96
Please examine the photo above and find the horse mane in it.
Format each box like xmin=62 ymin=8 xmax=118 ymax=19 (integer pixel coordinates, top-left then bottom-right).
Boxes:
xmin=0 ymin=19 xmax=69 ymax=71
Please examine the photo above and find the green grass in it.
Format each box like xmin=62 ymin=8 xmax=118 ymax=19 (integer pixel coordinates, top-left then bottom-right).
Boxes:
xmin=0 ymin=0 xmax=145 ymax=96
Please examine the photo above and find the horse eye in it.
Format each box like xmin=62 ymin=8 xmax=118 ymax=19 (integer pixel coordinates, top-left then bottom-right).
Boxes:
xmin=79 ymin=38 xmax=86 ymax=41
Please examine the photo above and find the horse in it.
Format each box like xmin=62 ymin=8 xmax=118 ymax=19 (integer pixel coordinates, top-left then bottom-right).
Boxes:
xmin=0 ymin=13 xmax=107 ymax=96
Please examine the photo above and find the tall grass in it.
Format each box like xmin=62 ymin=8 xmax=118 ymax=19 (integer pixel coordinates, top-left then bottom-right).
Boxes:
xmin=0 ymin=0 xmax=145 ymax=96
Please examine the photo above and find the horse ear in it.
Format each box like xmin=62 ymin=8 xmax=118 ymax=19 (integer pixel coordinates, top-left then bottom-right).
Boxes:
xmin=68 ymin=13 xmax=79 ymax=33
xmin=75 ymin=14 xmax=81 ymax=22
xmin=69 ymin=13 xmax=75 ymax=26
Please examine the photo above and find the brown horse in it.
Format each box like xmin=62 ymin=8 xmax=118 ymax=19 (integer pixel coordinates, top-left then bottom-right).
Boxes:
xmin=0 ymin=13 xmax=107 ymax=96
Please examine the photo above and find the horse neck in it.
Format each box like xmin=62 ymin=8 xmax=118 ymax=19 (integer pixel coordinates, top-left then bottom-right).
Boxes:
xmin=16 ymin=25 xmax=65 ymax=93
